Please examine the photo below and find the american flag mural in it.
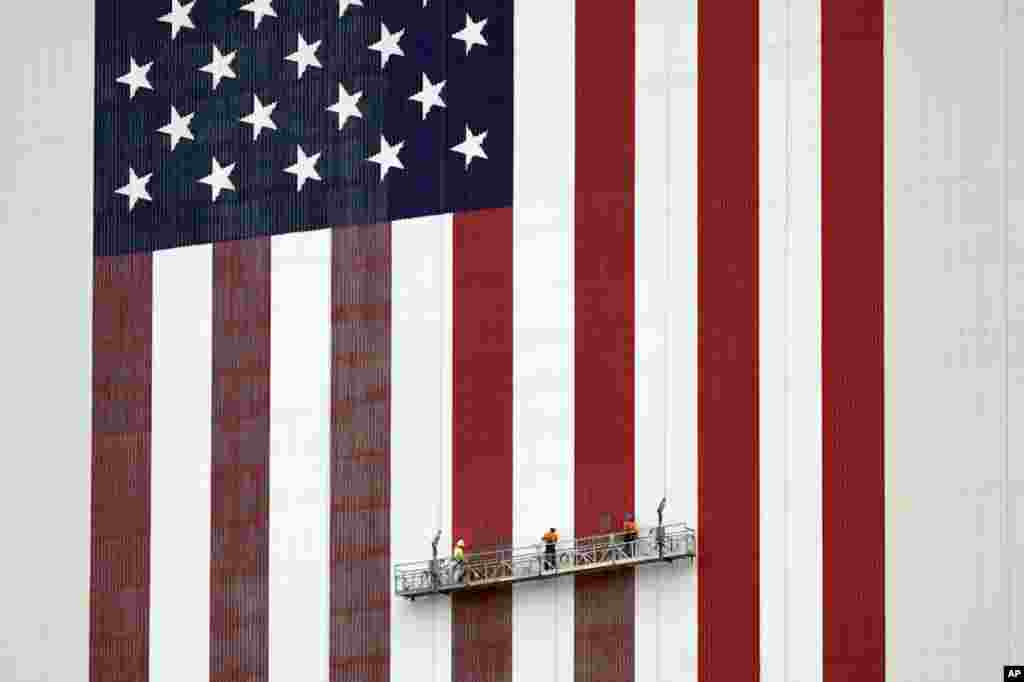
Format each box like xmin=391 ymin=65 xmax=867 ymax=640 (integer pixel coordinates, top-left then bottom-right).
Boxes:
xmin=83 ymin=0 xmax=862 ymax=680
xmin=6 ymin=0 xmax=1024 ymax=681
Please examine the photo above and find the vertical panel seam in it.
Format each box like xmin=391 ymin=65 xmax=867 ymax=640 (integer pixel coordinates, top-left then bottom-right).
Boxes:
xmin=568 ymin=3 xmax=577 ymax=677
xmin=435 ymin=217 xmax=445 ymax=682
xmin=783 ymin=0 xmax=793 ymax=679
xmin=568 ymin=4 xmax=577 ymax=679
xmin=1002 ymin=0 xmax=1013 ymax=665
xmin=657 ymin=7 xmax=676 ymax=680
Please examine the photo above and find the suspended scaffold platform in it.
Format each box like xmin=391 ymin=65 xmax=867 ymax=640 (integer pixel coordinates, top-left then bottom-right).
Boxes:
xmin=394 ymin=521 xmax=696 ymax=600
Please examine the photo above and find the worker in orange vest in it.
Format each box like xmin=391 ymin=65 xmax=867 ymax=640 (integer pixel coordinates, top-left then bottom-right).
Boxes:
xmin=623 ymin=513 xmax=639 ymax=557
xmin=542 ymin=528 xmax=559 ymax=571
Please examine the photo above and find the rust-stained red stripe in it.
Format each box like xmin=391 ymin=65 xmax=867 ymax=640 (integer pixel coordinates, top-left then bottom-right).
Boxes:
xmin=90 ymin=253 xmax=152 ymax=682
xmin=451 ymin=207 xmax=514 ymax=682
xmin=698 ymin=0 xmax=760 ymax=679
xmin=575 ymin=571 xmax=636 ymax=682
xmin=211 ymin=238 xmax=271 ymax=682
xmin=822 ymin=2 xmax=885 ymax=679
xmin=574 ymin=0 xmax=636 ymax=679
xmin=331 ymin=224 xmax=391 ymax=682
xmin=453 ymin=588 xmax=514 ymax=682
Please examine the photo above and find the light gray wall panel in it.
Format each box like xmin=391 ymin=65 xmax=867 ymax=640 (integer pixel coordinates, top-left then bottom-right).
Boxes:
xmin=886 ymin=1 xmax=1009 ymax=679
xmin=0 ymin=4 xmax=94 ymax=682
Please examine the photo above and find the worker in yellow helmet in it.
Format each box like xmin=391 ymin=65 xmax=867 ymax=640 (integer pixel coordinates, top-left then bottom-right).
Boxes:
xmin=452 ymin=539 xmax=466 ymax=583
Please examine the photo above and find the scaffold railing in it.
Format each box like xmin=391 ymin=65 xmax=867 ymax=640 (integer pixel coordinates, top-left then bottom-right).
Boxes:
xmin=394 ymin=522 xmax=696 ymax=599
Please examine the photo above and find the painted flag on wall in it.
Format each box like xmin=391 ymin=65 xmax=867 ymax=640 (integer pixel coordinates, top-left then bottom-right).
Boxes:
xmin=8 ymin=0 xmax=1022 ymax=681
xmin=86 ymin=1 xmax=890 ymax=682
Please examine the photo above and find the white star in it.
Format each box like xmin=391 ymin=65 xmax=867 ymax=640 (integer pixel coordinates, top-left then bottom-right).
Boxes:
xmin=369 ymin=23 xmax=405 ymax=68
xmin=326 ymin=82 xmax=363 ymax=130
xmin=158 ymin=0 xmax=196 ymax=40
xmin=338 ymin=0 xmax=362 ymax=17
xmin=452 ymin=13 xmax=488 ymax=54
xmin=285 ymin=33 xmax=323 ymax=79
xmin=115 ymin=167 xmax=153 ymax=212
xmin=157 ymin=106 xmax=195 ymax=150
xmin=284 ymin=146 xmax=322 ymax=192
xmin=200 ymin=45 xmax=237 ymax=90
xmin=240 ymin=0 xmax=277 ymax=28
xmin=409 ymin=73 xmax=446 ymax=120
xmin=117 ymin=57 xmax=154 ymax=99
xmin=450 ymin=125 xmax=488 ymax=168
xmin=198 ymin=157 xmax=236 ymax=202
xmin=366 ymin=135 xmax=405 ymax=181
xmin=240 ymin=95 xmax=278 ymax=140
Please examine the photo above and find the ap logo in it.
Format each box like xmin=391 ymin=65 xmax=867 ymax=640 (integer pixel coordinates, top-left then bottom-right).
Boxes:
xmin=1007 ymin=665 xmax=1024 ymax=679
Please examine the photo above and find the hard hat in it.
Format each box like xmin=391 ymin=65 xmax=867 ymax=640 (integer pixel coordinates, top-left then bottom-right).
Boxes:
xmin=456 ymin=539 xmax=465 ymax=547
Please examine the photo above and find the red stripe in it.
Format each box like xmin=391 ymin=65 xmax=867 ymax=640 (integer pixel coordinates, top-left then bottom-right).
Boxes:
xmin=574 ymin=1 xmax=636 ymax=679
xmin=575 ymin=571 xmax=636 ymax=681
xmin=822 ymin=2 xmax=885 ymax=679
xmin=697 ymin=1 xmax=759 ymax=680
xmin=210 ymin=238 xmax=271 ymax=682
xmin=90 ymin=254 xmax=152 ymax=682
xmin=451 ymin=207 xmax=514 ymax=681
xmin=330 ymin=224 xmax=391 ymax=682
xmin=452 ymin=588 xmax=514 ymax=682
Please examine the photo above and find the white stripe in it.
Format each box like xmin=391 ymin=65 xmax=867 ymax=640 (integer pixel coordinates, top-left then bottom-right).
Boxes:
xmin=269 ymin=231 xmax=331 ymax=682
xmin=150 ymin=245 xmax=213 ymax=682
xmin=635 ymin=1 xmax=698 ymax=680
xmin=391 ymin=214 xmax=454 ymax=682
xmin=760 ymin=1 xmax=822 ymax=679
xmin=785 ymin=0 xmax=822 ymax=680
xmin=886 ymin=2 xmax=1008 ymax=679
xmin=761 ymin=2 xmax=823 ymax=675
xmin=758 ymin=0 xmax=788 ymax=679
xmin=511 ymin=0 xmax=575 ymax=680
xmin=512 ymin=0 xmax=575 ymax=680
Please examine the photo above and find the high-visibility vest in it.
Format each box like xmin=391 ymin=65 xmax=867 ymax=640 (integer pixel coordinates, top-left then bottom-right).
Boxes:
xmin=453 ymin=546 xmax=464 ymax=561
xmin=623 ymin=521 xmax=638 ymax=534
xmin=542 ymin=531 xmax=559 ymax=544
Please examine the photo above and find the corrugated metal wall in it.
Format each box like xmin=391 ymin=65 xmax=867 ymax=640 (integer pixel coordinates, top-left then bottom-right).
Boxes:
xmin=453 ymin=589 xmax=514 ymax=682
xmin=211 ymin=239 xmax=271 ymax=682
xmin=452 ymin=208 xmax=515 ymax=682
xmin=574 ymin=571 xmax=635 ymax=682
xmin=822 ymin=2 xmax=885 ymax=679
xmin=330 ymin=224 xmax=391 ymax=682
xmin=698 ymin=0 xmax=760 ymax=679
xmin=884 ymin=1 xmax=1022 ymax=679
xmin=90 ymin=254 xmax=152 ymax=682
xmin=574 ymin=1 xmax=637 ymax=678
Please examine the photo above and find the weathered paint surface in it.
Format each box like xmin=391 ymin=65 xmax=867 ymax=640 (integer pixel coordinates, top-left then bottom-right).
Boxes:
xmin=211 ymin=239 xmax=271 ymax=682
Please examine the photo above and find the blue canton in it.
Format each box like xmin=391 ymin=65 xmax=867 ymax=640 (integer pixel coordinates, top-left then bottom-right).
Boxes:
xmin=94 ymin=0 xmax=513 ymax=256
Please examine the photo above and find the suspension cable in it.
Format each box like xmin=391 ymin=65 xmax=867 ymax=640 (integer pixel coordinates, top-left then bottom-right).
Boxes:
xmin=434 ymin=216 xmax=449 ymax=682
xmin=662 ymin=17 xmax=673 ymax=507
xmin=439 ymin=218 xmax=447 ymax=540
xmin=657 ymin=17 xmax=674 ymax=682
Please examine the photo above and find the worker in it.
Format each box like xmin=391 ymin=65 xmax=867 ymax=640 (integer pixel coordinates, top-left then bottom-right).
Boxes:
xmin=623 ymin=513 xmax=639 ymax=557
xmin=452 ymin=539 xmax=466 ymax=582
xmin=542 ymin=527 xmax=559 ymax=571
